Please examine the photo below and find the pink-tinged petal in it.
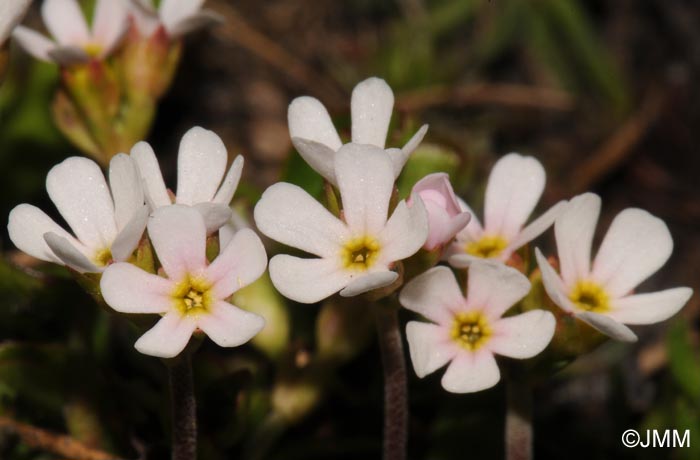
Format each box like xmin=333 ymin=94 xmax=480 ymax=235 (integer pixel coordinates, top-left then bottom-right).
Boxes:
xmin=399 ymin=266 xmax=465 ymax=325
xmin=555 ymin=193 xmax=600 ymax=287
xmin=350 ymin=77 xmax=394 ymax=148
xmin=454 ymin=197 xmax=484 ymax=242
xmin=483 ymin=153 xmax=545 ymax=239
xmin=489 ymin=310 xmax=555 ymax=359
xmin=41 ymin=0 xmax=90 ymax=46
xmin=110 ymin=204 xmax=149 ymax=262
xmin=336 ymin=143 xmax=394 ymax=235
xmin=0 ymin=0 xmax=32 ymax=44
xmin=193 ymin=202 xmax=232 ymax=234
xmin=11 ymin=27 xmax=56 ymax=62
xmin=535 ymin=248 xmax=576 ymax=313
xmin=412 ymin=174 xmax=469 ymax=250
xmin=339 ymin=271 xmax=398 ymax=297
xmin=406 ymin=321 xmax=456 ymax=378
xmin=441 ymin=350 xmax=500 ymax=394
xmin=44 ymin=232 xmax=99 ymax=273
xmin=413 ymin=173 xmax=462 ymax=215
xmin=109 ymin=153 xmax=144 ymax=230
xmin=268 ymin=255 xmax=351 ymax=304
xmin=159 ymin=0 xmax=205 ymax=36
xmin=46 ymin=157 xmax=118 ymax=250
xmin=134 ymin=312 xmax=197 ymax=358
xmin=291 ymin=138 xmax=337 ymax=185
xmin=130 ymin=141 xmax=171 ymax=208
xmin=148 ymin=205 xmax=207 ymax=280
xmin=400 ymin=124 xmax=429 ymax=159
xmin=254 ymin=182 xmax=347 ymax=258
xmin=197 ymin=300 xmax=265 ymax=347
xmin=212 ymin=155 xmax=243 ymax=205
xmin=421 ymin=203 xmax=470 ymax=251
xmin=218 ymin=210 xmax=250 ymax=250
xmin=47 ymin=46 xmax=90 ymax=65
xmin=466 ymin=261 xmax=531 ymax=319
xmin=207 ymin=228 xmax=267 ymax=299
xmin=100 ymin=262 xmax=174 ymax=314
xmin=92 ymin=0 xmax=129 ymax=55
xmin=378 ymin=199 xmax=428 ymax=263
xmin=575 ymin=311 xmax=637 ymax=342
xmin=167 ymin=10 xmax=223 ymax=38
xmin=176 ymin=127 xmax=227 ymax=205
xmin=508 ymin=200 xmax=566 ymax=252
xmin=448 ymin=253 xmax=483 ymax=269
xmin=591 ymin=208 xmax=673 ymax=298
xmin=7 ymin=204 xmax=84 ymax=265
xmin=288 ymin=96 xmax=342 ymax=150
xmin=608 ymin=287 xmax=692 ymax=325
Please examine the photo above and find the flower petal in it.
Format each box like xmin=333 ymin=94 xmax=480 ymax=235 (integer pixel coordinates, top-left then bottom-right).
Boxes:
xmin=110 ymin=204 xmax=149 ymax=262
xmin=46 ymin=157 xmax=117 ymax=251
xmin=100 ymin=262 xmax=174 ymax=313
xmin=0 ymin=0 xmax=31 ymax=44
xmin=399 ymin=266 xmax=465 ymax=325
xmin=44 ymin=232 xmax=99 ymax=273
xmin=197 ymin=300 xmax=265 ymax=347
xmin=92 ymin=0 xmax=129 ymax=55
xmin=206 ymin=228 xmax=267 ymax=299
xmin=575 ymin=311 xmax=637 ymax=342
xmin=147 ymin=205 xmax=207 ymax=280
xmin=591 ymin=208 xmax=673 ymax=298
xmin=134 ymin=312 xmax=197 ymax=358
xmin=378 ymin=198 xmax=428 ymax=263
xmin=254 ymin=182 xmax=347 ymax=258
xmin=555 ymin=193 xmax=600 ymax=287
xmin=131 ymin=141 xmax=171 ymax=208
xmin=167 ymin=10 xmax=223 ymax=38
xmin=405 ymin=321 xmax=456 ymax=378
xmin=218 ymin=210 xmax=249 ymax=249
xmin=109 ymin=153 xmax=144 ymax=230
xmin=160 ymin=0 xmax=205 ymax=34
xmin=339 ymin=271 xmax=398 ymax=297
xmin=8 ymin=204 xmax=82 ymax=265
xmin=42 ymin=0 xmax=90 ymax=46
xmin=290 ymin=137 xmax=337 ymax=185
xmin=448 ymin=253 xmax=483 ymax=268
xmin=440 ymin=350 xmax=501 ymax=393
xmin=608 ymin=287 xmax=693 ymax=325
xmin=176 ymin=127 xmax=228 ymax=205
xmin=535 ymin=248 xmax=576 ymax=313
xmin=508 ymin=200 xmax=566 ymax=252
xmin=350 ymin=77 xmax=394 ymax=148
xmin=335 ymin=143 xmax=394 ymax=235
xmin=268 ymin=255 xmax=350 ymax=304
xmin=193 ymin=202 xmax=233 ymax=234
xmin=11 ymin=27 xmax=56 ymax=62
xmin=466 ymin=261 xmax=531 ymax=319
xmin=489 ymin=310 xmax=556 ymax=359
xmin=400 ymin=124 xmax=429 ymax=159
xmin=484 ymin=153 xmax=545 ymax=239
xmin=288 ymin=96 xmax=342 ymax=150
xmin=212 ymin=155 xmax=244 ymax=205
xmin=454 ymin=197 xmax=484 ymax=241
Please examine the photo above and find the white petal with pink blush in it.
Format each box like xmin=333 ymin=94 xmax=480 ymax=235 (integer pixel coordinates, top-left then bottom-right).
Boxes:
xmin=0 ymin=0 xmax=31 ymax=45
xmin=100 ymin=206 xmax=267 ymax=358
xmin=535 ymin=193 xmax=693 ymax=342
xmin=400 ymin=264 xmax=555 ymax=393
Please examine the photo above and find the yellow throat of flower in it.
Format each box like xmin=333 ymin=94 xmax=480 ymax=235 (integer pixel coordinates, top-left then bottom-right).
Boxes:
xmin=83 ymin=43 xmax=103 ymax=58
xmin=465 ymin=235 xmax=508 ymax=259
xmin=93 ymin=248 xmax=113 ymax=267
xmin=340 ymin=236 xmax=381 ymax=271
xmin=451 ymin=311 xmax=492 ymax=351
xmin=172 ymin=276 xmax=213 ymax=316
xmin=569 ymin=280 xmax=610 ymax=313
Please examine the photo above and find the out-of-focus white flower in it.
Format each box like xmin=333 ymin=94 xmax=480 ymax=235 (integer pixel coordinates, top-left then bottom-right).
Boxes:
xmin=449 ymin=153 xmax=566 ymax=267
xmin=536 ymin=193 xmax=692 ymax=342
xmin=131 ymin=126 xmax=242 ymax=234
xmin=8 ymin=155 xmax=148 ymax=273
xmin=12 ymin=0 xmax=129 ymax=65
xmin=409 ymin=173 xmax=470 ymax=251
xmin=287 ymin=76 xmax=428 ymax=186
xmin=254 ymin=143 xmax=429 ymax=303
xmin=101 ymin=205 xmax=266 ymax=358
xmin=129 ymin=0 xmax=222 ymax=39
xmin=0 ymin=0 xmax=31 ymax=46
xmin=400 ymin=263 xmax=555 ymax=393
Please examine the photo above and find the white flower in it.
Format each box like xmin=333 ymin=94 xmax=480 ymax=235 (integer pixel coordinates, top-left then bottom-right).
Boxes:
xmin=536 ymin=193 xmax=692 ymax=342
xmin=129 ymin=0 xmax=222 ymax=39
xmin=130 ymin=126 xmax=242 ymax=234
xmin=288 ymin=76 xmax=428 ymax=186
xmin=8 ymin=155 xmax=148 ymax=273
xmin=12 ymin=0 xmax=129 ymax=65
xmin=100 ymin=205 xmax=266 ymax=358
xmin=0 ymin=0 xmax=31 ymax=46
xmin=254 ymin=143 xmax=429 ymax=303
xmin=449 ymin=153 xmax=566 ymax=267
xmin=400 ymin=263 xmax=555 ymax=393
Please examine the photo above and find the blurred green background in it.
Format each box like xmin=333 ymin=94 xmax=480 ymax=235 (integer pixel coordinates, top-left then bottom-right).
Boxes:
xmin=0 ymin=0 xmax=698 ymax=459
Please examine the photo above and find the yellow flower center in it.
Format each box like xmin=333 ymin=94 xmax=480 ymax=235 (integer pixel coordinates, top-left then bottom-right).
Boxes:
xmin=172 ymin=276 xmax=213 ymax=316
xmin=93 ymin=248 xmax=113 ymax=267
xmin=451 ymin=311 xmax=492 ymax=351
xmin=465 ymin=235 xmax=508 ymax=258
xmin=83 ymin=43 xmax=102 ymax=58
xmin=340 ymin=236 xmax=381 ymax=271
xmin=569 ymin=280 xmax=610 ymax=313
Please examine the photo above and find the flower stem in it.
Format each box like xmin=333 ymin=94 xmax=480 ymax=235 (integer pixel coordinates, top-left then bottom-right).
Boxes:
xmin=373 ymin=302 xmax=408 ymax=460
xmin=505 ymin=379 xmax=533 ymax=460
xmin=169 ymin=352 xmax=197 ymax=460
